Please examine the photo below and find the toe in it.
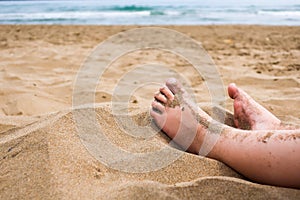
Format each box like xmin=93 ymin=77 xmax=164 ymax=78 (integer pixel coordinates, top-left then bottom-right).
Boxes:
xmin=150 ymin=109 xmax=166 ymax=129
xmin=233 ymin=100 xmax=243 ymax=128
xmin=154 ymin=92 xmax=168 ymax=104
xmin=151 ymin=101 xmax=166 ymax=113
xmin=228 ymin=83 xmax=239 ymax=99
xmin=166 ymin=78 xmax=182 ymax=94
xmin=160 ymin=86 xmax=174 ymax=101
xmin=150 ymin=109 xmax=161 ymax=119
xmin=228 ymin=83 xmax=253 ymax=101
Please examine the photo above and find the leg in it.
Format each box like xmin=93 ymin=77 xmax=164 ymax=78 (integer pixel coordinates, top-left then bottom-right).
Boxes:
xmin=211 ymin=127 xmax=300 ymax=188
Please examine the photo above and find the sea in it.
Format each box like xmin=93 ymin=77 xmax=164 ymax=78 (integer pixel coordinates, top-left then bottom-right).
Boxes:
xmin=0 ymin=0 xmax=300 ymax=25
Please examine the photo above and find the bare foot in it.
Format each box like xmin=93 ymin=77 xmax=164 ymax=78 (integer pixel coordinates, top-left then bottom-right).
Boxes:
xmin=150 ymin=78 xmax=210 ymax=154
xmin=228 ymin=83 xmax=281 ymax=130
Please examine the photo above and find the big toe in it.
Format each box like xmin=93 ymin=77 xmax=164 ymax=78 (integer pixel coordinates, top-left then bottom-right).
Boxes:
xmin=228 ymin=83 xmax=239 ymax=99
xmin=166 ymin=78 xmax=183 ymax=94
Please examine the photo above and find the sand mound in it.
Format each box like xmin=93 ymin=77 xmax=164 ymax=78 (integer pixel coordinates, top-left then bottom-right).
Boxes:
xmin=0 ymin=105 xmax=299 ymax=199
xmin=101 ymin=178 xmax=300 ymax=200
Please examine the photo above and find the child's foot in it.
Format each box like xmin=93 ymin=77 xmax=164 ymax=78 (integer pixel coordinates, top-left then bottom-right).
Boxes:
xmin=150 ymin=78 xmax=210 ymax=154
xmin=228 ymin=83 xmax=281 ymax=130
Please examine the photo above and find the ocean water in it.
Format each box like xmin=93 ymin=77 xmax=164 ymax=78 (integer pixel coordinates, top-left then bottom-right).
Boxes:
xmin=0 ymin=0 xmax=300 ymax=25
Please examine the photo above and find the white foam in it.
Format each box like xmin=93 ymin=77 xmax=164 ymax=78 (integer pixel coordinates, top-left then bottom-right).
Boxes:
xmin=258 ymin=11 xmax=300 ymax=16
xmin=0 ymin=11 xmax=152 ymax=20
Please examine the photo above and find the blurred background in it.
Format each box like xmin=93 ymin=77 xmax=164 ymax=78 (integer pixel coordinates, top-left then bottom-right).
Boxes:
xmin=0 ymin=0 xmax=300 ymax=25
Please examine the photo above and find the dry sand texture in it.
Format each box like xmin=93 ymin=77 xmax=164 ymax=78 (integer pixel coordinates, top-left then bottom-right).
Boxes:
xmin=0 ymin=25 xmax=299 ymax=199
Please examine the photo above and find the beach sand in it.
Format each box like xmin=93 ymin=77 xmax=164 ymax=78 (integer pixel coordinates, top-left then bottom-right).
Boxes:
xmin=0 ymin=25 xmax=299 ymax=199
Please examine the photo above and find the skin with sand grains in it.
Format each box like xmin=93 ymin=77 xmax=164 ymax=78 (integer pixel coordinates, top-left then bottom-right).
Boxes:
xmin=150 ymin=78 xmax=300 ymax=189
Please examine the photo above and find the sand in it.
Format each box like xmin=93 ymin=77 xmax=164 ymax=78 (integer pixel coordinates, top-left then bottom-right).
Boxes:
xmin=0 ymin=25 xmax=299 ymax=199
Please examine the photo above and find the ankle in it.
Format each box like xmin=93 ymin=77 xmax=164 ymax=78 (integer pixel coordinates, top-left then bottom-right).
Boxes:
xmin=199 ymin=121 xmax=229 ymax=160
xmin=184 ymin=124 xmax=205 ymax=154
